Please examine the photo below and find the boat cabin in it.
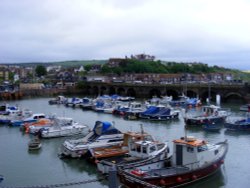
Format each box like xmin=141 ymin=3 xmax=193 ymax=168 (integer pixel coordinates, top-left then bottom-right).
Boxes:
xmin=202 ymin=105 xmax=229 ymax=117
xmin=129 ymin=139 xmax=167 ymax=159
xmin=30 ymin=113 xmax=46 ymax=120
xmin=172 ymin=136 xmax=217 ymax=169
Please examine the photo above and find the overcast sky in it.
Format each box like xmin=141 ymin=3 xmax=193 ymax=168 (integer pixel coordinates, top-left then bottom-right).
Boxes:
xmin=1 ymin=0 xmax=250 ymax=70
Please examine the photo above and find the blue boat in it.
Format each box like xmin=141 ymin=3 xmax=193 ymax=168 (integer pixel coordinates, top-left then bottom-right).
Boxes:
xmin=10 ymin=113 xmax=46 ymax=127
xmin=225 ymin=117 xmax=250 ymax=131
xmin=203 ymin=122 xmax=222 ymax=132
xmin=185 ymin=105 xmax=230 ymax=127
xmin=169 ymin=94 xmax=201 ymax=107
xmin=139 ymin=105 xmax=179 ymax=121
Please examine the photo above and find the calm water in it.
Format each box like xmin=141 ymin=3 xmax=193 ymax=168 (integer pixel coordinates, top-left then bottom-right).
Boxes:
xmin=0 ymin=97 xmax=249 ymax=188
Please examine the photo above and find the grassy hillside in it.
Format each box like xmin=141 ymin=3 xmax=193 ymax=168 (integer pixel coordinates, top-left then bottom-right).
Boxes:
xmin=54 ymin=60 xmax=107 ymax=67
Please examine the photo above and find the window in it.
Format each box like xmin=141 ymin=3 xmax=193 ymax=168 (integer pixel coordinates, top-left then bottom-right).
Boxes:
xmin=197 ymin=145 xmax=208 ymax=152
xmin=214 ymin=150 xmax=218 ymax=155
xmin=150 ymin=146 xmax=156 ymax=153
xmin=187 ymin=146 xmax=194 ymax=153
xmin=136 ymin=146 xmax=141 ymax=152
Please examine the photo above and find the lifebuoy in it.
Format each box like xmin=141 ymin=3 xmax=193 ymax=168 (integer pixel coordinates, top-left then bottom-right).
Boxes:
xmin=131 ymin=169 xmax=146 ymax=177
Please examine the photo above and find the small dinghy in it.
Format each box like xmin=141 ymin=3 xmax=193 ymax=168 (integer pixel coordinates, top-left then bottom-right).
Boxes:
xmin=28 ymin=138 xmax=42 ymax=150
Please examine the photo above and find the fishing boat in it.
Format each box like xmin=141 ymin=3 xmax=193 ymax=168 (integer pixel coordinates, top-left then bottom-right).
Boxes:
xmin=28 ymin=137 xmax=42 ymax=150
xmin=59 ymin=121 xmax=123 ymax=158
xmin=119 ymin=136 xmax=228 ymax=188
xmin=225 ymin=115 xmax=250 ymax=131
xmin=88 ymin=127 xmax=154 ymax=162
xmin=97 ymin=127 xmax=169 ymax=174
xmin=185 ymin=105 xmax=230 ymax=127
xmin=39 ymin=117 xmax=88 ymax=138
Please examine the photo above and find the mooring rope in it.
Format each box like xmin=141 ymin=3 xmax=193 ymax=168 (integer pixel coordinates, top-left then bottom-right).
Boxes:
xmin=0 ymin=178 xmax=104 ymax=188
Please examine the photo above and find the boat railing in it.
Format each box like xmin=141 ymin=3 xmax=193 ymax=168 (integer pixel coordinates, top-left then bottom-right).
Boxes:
xmin=178 ymin=161 xmax=200 ymax=170
xmin=121 ymin=171 xmax=161 ymax=188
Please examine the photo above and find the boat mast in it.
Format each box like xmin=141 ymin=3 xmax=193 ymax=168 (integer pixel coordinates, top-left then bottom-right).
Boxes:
xmin=207 ymin=82 xmax=211 ymax=105
xmin=140 ymin=124 xmax=144 ymax=135
xmin=184 ymin=124 xmax=188 ymax=141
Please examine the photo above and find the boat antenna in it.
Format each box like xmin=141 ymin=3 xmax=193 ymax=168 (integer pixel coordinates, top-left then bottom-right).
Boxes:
xmin=140 ymin=124 xmax=144 ymax=134
xmin=184 ymin=124 xmax=187 ymax=141
xmin=208 ymin=82 xmax=211 ymax=105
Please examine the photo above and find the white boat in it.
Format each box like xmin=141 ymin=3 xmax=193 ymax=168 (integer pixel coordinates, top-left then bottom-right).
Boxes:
xmin=40 ymin=117 xmax=88 ymax=138
xmin=97 ymin=127 xmax=169 ymax=174
xmin=119 ymin=136 xmax=228 ymax=188
xmin=48 ymin=95 xmax=67 ymax=105
xmin=28 ymin=138 xmax=42 ymax=150
xmin=239 ymin=104 xmax=250 ymax=112
xmin=25 ymin=118 xmax=53 ymax=134
xmin=59 ymin=121 xmax=124 ymax=158
xmin=185 ymin=105 xmax=231 ymax=126
xmin=65 ymin=97 xmax=82 ymax=107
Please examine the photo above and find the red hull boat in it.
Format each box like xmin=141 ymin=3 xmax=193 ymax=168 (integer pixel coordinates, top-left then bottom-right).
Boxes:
xmin=119 ymin=136 xmax=228 ymax=188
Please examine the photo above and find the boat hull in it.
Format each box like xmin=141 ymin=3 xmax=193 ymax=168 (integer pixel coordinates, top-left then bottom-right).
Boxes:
xmin=225 ymin=122 xmax=250 ymax=131
xmin=185 ymin=116 xmax=225 ymax=126
xmin=119 ymin=140 xmax=228 ymax=188
xmin=119 ymin=157 xmax=226 ymax=188
xmin=139 ymin=113 xmax=179 ymax=121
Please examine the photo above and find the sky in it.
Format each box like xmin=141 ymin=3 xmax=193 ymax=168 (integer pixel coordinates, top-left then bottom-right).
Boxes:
xmin=0 ymin=0 xmax=250 ymax=70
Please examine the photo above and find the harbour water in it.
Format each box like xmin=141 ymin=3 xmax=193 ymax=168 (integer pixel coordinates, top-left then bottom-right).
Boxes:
xmin=0 ymin=97 xmax=249 ymax=188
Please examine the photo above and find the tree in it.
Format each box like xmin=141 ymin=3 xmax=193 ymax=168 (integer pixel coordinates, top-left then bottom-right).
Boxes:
xmin=84 ymin=64 xmax=92 ymax=72
xmin=35 ymin=65 xmax=47 ymax=77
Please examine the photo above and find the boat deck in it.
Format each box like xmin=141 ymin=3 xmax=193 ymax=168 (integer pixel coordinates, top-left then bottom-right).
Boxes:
xmin=139 ymin=166 xmax=190 ymax=178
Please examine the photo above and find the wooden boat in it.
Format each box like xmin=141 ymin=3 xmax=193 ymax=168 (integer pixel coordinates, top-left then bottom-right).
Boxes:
xmin=97 ymin=127 xmax=169 ymax=174
xmin=119 ymin=136 xmax=228 ymax=188
xmin=88 ymin=128 xmax=154 ymax=162
xmin=28 ymin=138 xmax=42 ymax=150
